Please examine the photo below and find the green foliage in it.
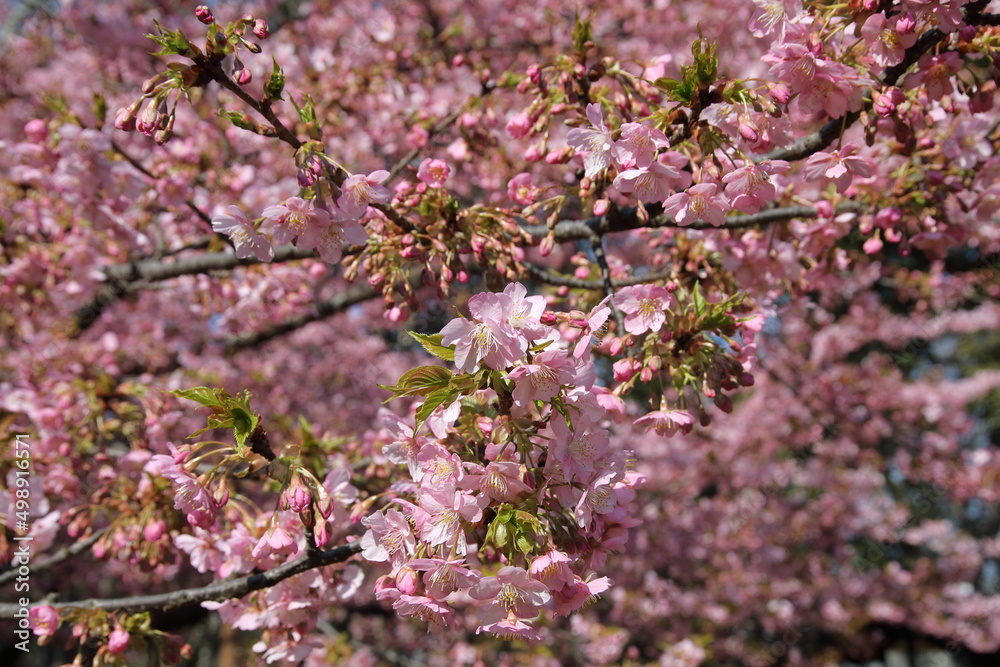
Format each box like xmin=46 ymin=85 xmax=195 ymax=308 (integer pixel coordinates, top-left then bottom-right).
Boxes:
xmin=264 ymin=57 xmax=285 ymax=102
xmin=485 ymin=503 xmax=546 ymax=560
xmin=145 ymin=21 xmax=197 ymax=58
xmin=171 ymin=387 xmax=260 ymax=448
xmin=406 ymin=331 xmax=456 ymax=361
xmin=653 ymin=34 xmax=718 ymax=106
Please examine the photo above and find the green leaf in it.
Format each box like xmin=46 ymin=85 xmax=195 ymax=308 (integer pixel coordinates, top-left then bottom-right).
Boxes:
xmin=692 ymin=282 xmax=707 ymax=317
xmin=217 ymin=109 xmax=255 ymax=131
xmin=220 ymin=392 xmax=260 ymax=448
xmin=291 ymin=94 xmax=318 ymax=126
xmin=407 ymin=331 xmax=455 ymax=361
xmin=379 ymin=365 xmax=453 ymax=400
xmin=145 ymin=21 xmax=196 ymax=58
xmin=264 ymin=57 xmax=285 ymax=102
xmin=414 ymin=386 xmax=460 ymax=429
xmin=515 ymin=533 xmax=534 ymax=556
xmin=171 ymin=387 xmax=225 ymax=408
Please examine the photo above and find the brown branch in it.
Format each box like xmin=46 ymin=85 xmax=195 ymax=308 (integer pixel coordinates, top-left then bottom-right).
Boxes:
xmin=0 ymin=541 xmax=361 ymax=618
xmin=523 ymin=264 xmax=676 ymax=290
xmin=758 ymin=0 xmax=991 ymax=164
xmin=522 ymin=202 xmax=863 ymax=244
xmin=223 ymin=282 xmax=380 ymax=353
xmin=0 ymin=528 xmax=108 ymax=586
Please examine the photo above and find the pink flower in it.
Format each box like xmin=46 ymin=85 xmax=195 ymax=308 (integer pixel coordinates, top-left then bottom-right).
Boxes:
xmin=662 ymin=183 xmax=730 ymax=227
xmin=467 ymin=459 xmax=533 ymax=502
xmin=500 ymin=282 xmax=547 ymax=339
xmin=803 ymin=143 xmax=874 ymax=194
xmin=29 ymin=605 xmax=60 ymax=637
xmin=505 ymin=111 xmax=532 ymax=139
xmin=470 ymin=566 xmax=551 ymax=622
xmin=251 ymin=525 xmax=298 ymax=560
xmin=614 ymin=283 xmax=675 ymax=335
xmin=904 ymin=52 xmax=963 ymax=101
xmin=408 ymin=557 xmax=480 ymax=599
xmin=861 ymin=13 xmax=917 ymax=69
xmin=507 ymin=348 xmax=575 ymax=405
xmin=613 ymin=161 xmax=684 ymax=203
xmin=211 ymin=206 xmax=274 ymax=262
xmin=572 ymin=294 xmax=613 ymax=358
xmin=360 ymin=508 xmax=416 ymax=567
xmin=507 ymin=172 xmax=538 ymax=206
xmin=338 ymin=170 xmax=392 ymax=217
xmin=748 ymin=0 xmax=801 ymax=38
xmin=566 ymin=103 xmax=614 ymax=179
xmin=722 ymin=160 xmax=789 ymax=214
xmin=262 ymin=197 xmax=327 ymax=245
xmin=295 ymin=205 xmax=368 ymax=264
xmin=413 ymin=486 xmax=485 ymax=554
xmin=440 ymin=292 xmax=525 ymax=372
xmin=547 ymin=412 xmax=610 ymax=483
xmin=416 ymin=158 xmax=450 ymax=188
xmin=576 ymin=470 xmax=620 ymax=528
xmin=392 ymin=594 xmax=455 ymax=629
xmin=107 ymin=627 xmax=130 ymax=654
xmin=611 ymin=122 xmax=669 ymax=169
xmin=633 ymin=409 xmax=696 ymax=437
xmin=175 ymin=528 xmax=231 ymax=574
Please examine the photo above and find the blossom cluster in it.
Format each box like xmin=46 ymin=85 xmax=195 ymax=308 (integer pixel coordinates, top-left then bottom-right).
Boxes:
xmin=210 ymin=173 xmax=388 ymax=263
xmin=359 ymin=282 xmax=655 ymax=639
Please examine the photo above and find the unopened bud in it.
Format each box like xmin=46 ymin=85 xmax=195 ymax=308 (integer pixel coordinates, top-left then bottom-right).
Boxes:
xmin=767 ymin=82 xmax=791 ymax=105
xmin=195 ymin=5 xmax=214 ymax=24
xmin=253 ymin=18 xmax=270 ymax=40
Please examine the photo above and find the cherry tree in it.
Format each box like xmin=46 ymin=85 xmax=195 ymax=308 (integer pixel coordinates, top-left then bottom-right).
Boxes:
xmin=1 ymin=0 xmax=999 ymax=665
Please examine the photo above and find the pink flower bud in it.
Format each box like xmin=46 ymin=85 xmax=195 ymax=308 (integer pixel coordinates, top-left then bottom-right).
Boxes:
xmin=24 ymin=119 xmax=48 ymax=143
xmin=253 ymin=19 xmax=270 ymax=40
xmin=195 ymin=5 xmax=214 ymax=24
xmin=108 ymin=628 xmax=130 ymax=654
xmin=739 ymin=121 xmax=759 ymax=143
xmin=506 ymin=111 xmax=532 ymax=139
xmin=896 ymin=13 xmax=916 ymax=34
xmin=737 ymin=372 xmax=755 ymax=387
xmin=396 ymin=566 xmax=420 ymax=595
xmin=593 ymin=198 xmax=610 ymax=216
xmin=523 ymin=143 xmax=543 ymax=162
xmin=297 ymin=167 xmax=317 ymax=187
xmin=136 ymin=103 xmax=159 ymax=136
xmin=863 ymin=234 xmax=883 ymax=255
xmin=234 ymin=66 xmax=252 ymax=86
xmin=639 ymin=367 xmax=653 ymax=382
xmin=715 ymin=393 xmax=733 ymax=413
xmin=526 ymin=64 xmax=542 ymax=84
xmin=613 ymin=358 xmax=642 ymax=382
xmin=767 ymin=82 xmax=791 ymax=105
xmin=143 ymin=520 xmax=166 ymax=542
xmin=113 ymin=105 xmax=137 ymax=132
xmin=814 ymin=200 xmax=834 ymax=218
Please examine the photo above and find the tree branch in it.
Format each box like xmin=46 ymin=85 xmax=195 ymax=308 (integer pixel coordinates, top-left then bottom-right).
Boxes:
xmin=0 ymin=541 xmax=361 ymax=618
xmin=222 ymin=282 xmax=380 ymax=353
xmin=523 ymin=264 xmax=676 ymax=290
xmin=0 ymin=528 xmax=108 ymax=587
xmin=522 ymin=202 xmax=863 ymax=244
xmin=754 ymin=0 xmax=998 ymax=165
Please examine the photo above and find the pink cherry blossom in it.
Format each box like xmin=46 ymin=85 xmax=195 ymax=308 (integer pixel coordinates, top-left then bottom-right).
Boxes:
xmin=722 ymin=160 xmax=789 ymax=214
xmin=211 ymin=205 xmax=274 ymax=262
xmin=803 ymin=143 xmax=875 ymax=194
xmin=470 ymin=565 xmax=551 ymax=623
xmin=507 ymin=172 xmax=538 ymax=205
xmin=861 ymin=13 xmax=917 ymax=68
xmin=360 ymin=508 xmax=416 ymax=568
xmin=633 ymin=409 xmax=696 ymax=437
xmin=29 ymin=605 xmax=60 ymax=637
xmin=614 ymin=283 xmax=675 ymax=335
xmin=611 ymin=122 xmax=669 ymax=169
xmin=566 ymin=103 xmax=614 ymax=179
xmin=662 ymin=183 xmax=731 ymax=227
xmin=416 ymin=158 xmax=450 ymax=188
xmin=338 ymin=170 xmax=392 ymax=217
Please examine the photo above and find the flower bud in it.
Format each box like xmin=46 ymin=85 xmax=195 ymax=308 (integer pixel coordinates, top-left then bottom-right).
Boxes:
xmin=767 ymin=82 xmax=791 ymax=105
xmin=108 ymin=628 xmax=130 ymax=654
xmin=195 ymin=5 xmax=214 ymax=24
xmin=253 ymin=18 xmax=270 ymax=40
